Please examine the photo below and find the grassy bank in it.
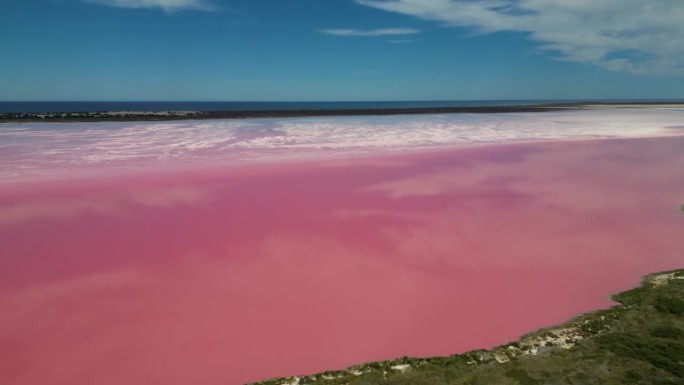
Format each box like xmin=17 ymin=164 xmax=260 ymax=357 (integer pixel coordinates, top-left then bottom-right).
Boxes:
xmin=249 ymin=269 xmax=684 ymax=385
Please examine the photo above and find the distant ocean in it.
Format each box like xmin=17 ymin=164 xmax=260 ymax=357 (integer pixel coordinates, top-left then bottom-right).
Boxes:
xmin=2 ymin=100 xmax=682 ymax=114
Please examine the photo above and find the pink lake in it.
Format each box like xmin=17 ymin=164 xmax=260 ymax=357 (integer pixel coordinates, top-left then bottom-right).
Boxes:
xmin=1 ymin=115 xmax=684 ymax=385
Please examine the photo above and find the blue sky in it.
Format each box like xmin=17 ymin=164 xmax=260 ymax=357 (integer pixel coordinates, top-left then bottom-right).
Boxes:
xmin=2 ymin=0 xmax=684 ymax=101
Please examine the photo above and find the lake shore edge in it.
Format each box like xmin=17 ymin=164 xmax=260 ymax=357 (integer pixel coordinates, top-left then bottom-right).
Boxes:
xmin=247 ymin=268 xmax=684 ymax=385
xmin=3 ymin=102 xmax=684 ymax=123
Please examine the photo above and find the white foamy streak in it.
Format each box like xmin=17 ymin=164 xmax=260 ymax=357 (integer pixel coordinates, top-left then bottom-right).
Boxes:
xmin=1 ymin=108 xmax=683 ymax=183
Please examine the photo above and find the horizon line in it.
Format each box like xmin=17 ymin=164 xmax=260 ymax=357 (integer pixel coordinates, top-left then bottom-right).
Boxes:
xmin=3 ymin=98 xmax=684 ymax=103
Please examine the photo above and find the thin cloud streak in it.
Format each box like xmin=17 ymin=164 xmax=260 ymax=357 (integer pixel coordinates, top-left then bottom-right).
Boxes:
xmin=320 ymin=27 xmax=420 ymax=37
xmin=355 ymin=0 xmax=684 ymax=75
xmin=84 ymin=0 xmax=215 ymax=12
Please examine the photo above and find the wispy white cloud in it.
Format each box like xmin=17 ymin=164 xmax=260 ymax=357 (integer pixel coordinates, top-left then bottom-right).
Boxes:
xmin=355 ymin=0 xmax=684 ymax=75
xmin=84 ymin=0 xmax=215 ymax=12
xmin=320 ymin=27 xmax=419 ymax=37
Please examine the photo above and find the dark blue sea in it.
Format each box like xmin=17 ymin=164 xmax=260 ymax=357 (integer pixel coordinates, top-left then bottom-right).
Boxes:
xmin=3 ymin=100 xmax=681 ymax=114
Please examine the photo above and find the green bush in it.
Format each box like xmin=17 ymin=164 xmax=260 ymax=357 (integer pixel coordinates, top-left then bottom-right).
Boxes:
xmin=595 ymin=333 xmax=684 ymax=377
xmin=651 ymin=326 xmax=684 ymax=339
xmin=614 ymin=285 xmax=650 ymax=305
xmin=624 ymin=369 xmax=643 ymax=383
xmin=654 ymin=297 xmax=684 ymax=315
xmin=505 ymin=369 xmax=539 ymax=385
xmin=580 ymin=319 xmax=607 ymax=334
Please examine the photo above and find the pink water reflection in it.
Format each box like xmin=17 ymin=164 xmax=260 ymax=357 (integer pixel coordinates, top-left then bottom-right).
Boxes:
xmin=1 ymin=136 xmax=684 ymax=385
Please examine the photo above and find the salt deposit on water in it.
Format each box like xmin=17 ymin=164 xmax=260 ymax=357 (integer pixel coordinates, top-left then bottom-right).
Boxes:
xmin=1 ymin=108 xmax=683 ymax=183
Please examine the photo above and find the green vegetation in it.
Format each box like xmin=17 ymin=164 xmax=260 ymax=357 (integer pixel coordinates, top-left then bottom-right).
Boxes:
xmin=654 ymin=296 xmax=684 ymax=315
xmin=249 ymin=269 xmax=684 ymax=385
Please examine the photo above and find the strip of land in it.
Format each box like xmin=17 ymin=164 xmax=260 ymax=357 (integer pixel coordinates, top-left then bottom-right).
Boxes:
xmin=249 ymin=269 xmax=684 ymax=385
xmin=2 ymin=102 xmax=683 ymax=123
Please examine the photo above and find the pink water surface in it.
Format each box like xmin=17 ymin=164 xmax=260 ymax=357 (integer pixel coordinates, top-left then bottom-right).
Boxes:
xmin=1 ymin=136 xmax=684 ymax=385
